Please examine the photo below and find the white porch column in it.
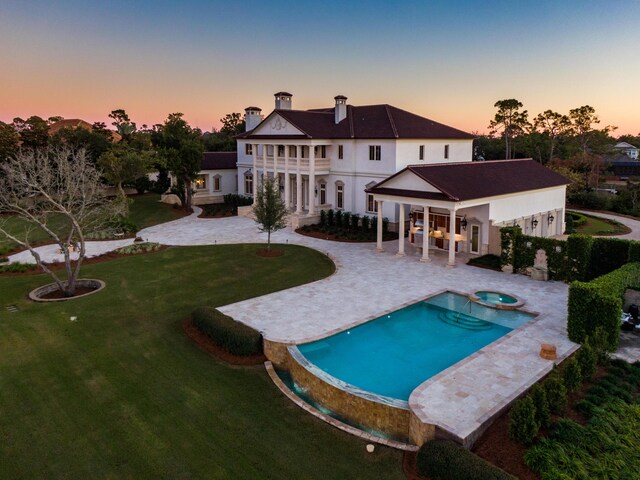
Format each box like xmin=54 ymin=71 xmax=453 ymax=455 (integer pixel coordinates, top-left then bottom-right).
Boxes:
xmin=308 ymin=146 xmax=316 ymax=215
xmin=295 ymin=146 xmax=303 ymax=214
xmin=448 ymin=208 xmax=457 ymax=267
xmin=284 ymin=146 xmax=290 ymax=208
xmin=397 ymin=203 xmax=405 ymax=256
xmin=262 ymin=144 xmax=267 ymax=181
xmin=273 ymin=144 xmax=278 ymax=181
xmin=376 ymin=200 xmax=384 ymax=252
xmin=251 ymin=144 xmax=258 ymax=203
xmin=421 ymin=206 xmax=430 ymax=262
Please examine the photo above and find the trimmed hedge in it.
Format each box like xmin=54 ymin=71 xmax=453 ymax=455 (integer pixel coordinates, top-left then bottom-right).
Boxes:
xmin=567 ymin=262 xmax=640 ymax=350
xmin=566 ymin=234 xmax=593 ymax=281
xmin=588 ymin=237 xmax=632 ymax=280
xmin=416 ymin=439 xmax=515 ymax=480
xmin=191 ymin=307 xmax=263 ymax=356
xmin=499 ymin=227 xmax=567 ymax=280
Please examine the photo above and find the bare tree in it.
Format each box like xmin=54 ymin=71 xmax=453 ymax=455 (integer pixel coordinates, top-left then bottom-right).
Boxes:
xmin=0 ymin=147 xmax=124 ymax=296
xmin=253 ymin=176 xmax=288 ymax=252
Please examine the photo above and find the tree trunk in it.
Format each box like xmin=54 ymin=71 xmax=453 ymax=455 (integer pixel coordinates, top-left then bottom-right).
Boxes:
xmin=267 ymin=230 xmax=271 ymax=252
xmin=184 ymin=180 xmax=192 ymax=213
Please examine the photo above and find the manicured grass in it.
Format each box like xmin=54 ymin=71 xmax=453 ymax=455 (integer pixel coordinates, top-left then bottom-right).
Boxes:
xmin=0 ymin=193 xmax=183 ymax=253
xmin=568 ymin=211 xmax=631 ymax=236
xmin=0 ymin=244 xmax=403 ymax=479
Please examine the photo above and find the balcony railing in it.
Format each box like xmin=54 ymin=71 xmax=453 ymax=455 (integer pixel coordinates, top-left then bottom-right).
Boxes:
xmin=257 ymin=156 xmax=331 ymax=172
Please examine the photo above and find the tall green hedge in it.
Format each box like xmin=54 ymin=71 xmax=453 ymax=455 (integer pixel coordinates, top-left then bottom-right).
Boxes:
xmin=566 ymin=234 xmax=593 ymax=281
xmin=588 ymin=237 xmax=632 ymax=280
xmin=416 ymin=439 xmax=515 ymax=480
xmin=191 ymin=307 xmax=263 ymax=356
xmin=499 ymin=227 xmax=567 ymax=280
xmin=567 ymin=262 xmax=640 ymax=350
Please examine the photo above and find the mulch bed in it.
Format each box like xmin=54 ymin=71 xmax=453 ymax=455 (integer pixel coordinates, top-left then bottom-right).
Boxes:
xmin=472 ymin=365 xmax=609 ymax=480
xmin=181 ymin=318 xmax=266 ymax=366
xmin=39 ymin=285 xmax=99 ymax=299
xmin=256 ymin=249 xmax=284 ymax=257
xmin=403 ymin=451 xmax=427 ymax=480
xmin=0 ymin=245 xmax=169 ymax=277
xmin=295 ymin=228 xmax=398 ymax=243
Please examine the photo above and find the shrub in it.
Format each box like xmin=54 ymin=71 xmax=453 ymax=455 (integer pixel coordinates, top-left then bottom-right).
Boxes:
xmin=335 ymin=210 xmax=343 ymax=228
xmin=114 ymin=242 xmax=162 ymax=255
xmin=416 ymin=439 xmax=515 ymax=480
xmin=342 ymin=211 xmax=351 ymax=230
xmin=566 ymin=234 xmax=593 ymax=282
xmin=544 ymin=375 xmax=567 ymax=414
xmin=382 ymin=217 xmax=389 ymax=234
xmin=630 ymin=242 xmax=640 ymax=263
xmin=0 ymin=262 xmax=35 ymax=273
xmin=107 ymin=216 xmax=138 ymax=234
xmin=565 ymin=213 xmax=576 ymax=234
xmin=319 ymin=209 xmax=326 ymax=226
xmin=350 ymin=214 xmax=359 ymax=231
xmin=508 ymin=396 xmax=540 ymax=445
xmin=151 ymin=169 xmax=171 ymax=194
xmin=567 ymin=263 xmax=640 ymax=350
xmin=326 ymin=209 xmax=334 ymax=227
xmin=575 ymin=399 xmax=597 ymax=417
xmin=529 ymin=384 xmax=551 ymax=428
xmin=191 ymin=307 xmax=263 ymax=356
xmin=588 ymin=237 xmax=631 ymax=280
xmin=588 ymin=326 xmax=613 ymax=364
xmin=563 ymin=358 xmax=583 ymax=392
xmin=360 ymin=215 xmax=370 ymax=231
xmin=576 ymin=343 xmax=597 ymax=380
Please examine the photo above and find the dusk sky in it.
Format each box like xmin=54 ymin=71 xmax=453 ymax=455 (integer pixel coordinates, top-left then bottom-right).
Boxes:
xmin=1 ymin=0 xmax=639 ymax=135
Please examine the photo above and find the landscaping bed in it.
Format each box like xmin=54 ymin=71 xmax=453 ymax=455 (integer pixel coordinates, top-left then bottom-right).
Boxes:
xmin=297 ymin=208 xmax=398 ymax=242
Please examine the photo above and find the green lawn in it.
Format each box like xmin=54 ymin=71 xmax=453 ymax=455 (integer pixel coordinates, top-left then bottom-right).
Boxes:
xmin=568 ymin=211 xmax=631 ymax=236
xmin=0 ymin=244 xmax=404 ymax=480
xmin=0 ymin=193 xmax=184 ymax=255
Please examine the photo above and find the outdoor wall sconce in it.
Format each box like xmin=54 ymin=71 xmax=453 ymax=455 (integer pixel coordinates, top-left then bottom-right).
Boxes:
xmin=409 ymin=211 xmax=414 ymax=221
xmin=548 ymin=214 xmax=555 ymax=225
xmin=461 ymin=216 xmax=468 ymax=231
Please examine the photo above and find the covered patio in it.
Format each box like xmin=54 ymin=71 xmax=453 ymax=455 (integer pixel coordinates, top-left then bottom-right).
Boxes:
xmin=367 ymin=159 xmax=570 ymax=266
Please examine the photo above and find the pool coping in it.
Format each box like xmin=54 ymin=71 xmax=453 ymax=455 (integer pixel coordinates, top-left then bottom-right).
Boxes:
xmin=265 ymin=361 xmax=419 ymax=452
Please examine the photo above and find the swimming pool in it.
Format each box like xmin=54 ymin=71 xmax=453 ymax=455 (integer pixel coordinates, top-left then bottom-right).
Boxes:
xmin=297 ymin=292 xmax=535 ymax=401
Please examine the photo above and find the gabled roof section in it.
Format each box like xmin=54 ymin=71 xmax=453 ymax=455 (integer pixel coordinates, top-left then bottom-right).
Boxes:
xmin=244 ymin=111 xmax=308 ymax=137
xmin=237 ymin=104 xmax=474 ymax=140
xmin=368 ymin=159 xmax=570 ymax=202
xmin=201 ymin=152 xmax=237 ymax=170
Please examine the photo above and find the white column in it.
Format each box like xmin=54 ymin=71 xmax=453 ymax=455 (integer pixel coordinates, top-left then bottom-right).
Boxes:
xmin=284 ymin=146 xmax=290 ymax=209
xmin=308 ymin=146 xmax=316 ymax=215
xmin=376 ymin=199 xmax=384 ymax=252
xmin=397 ymin=203 xmax=405 ymax=256
xmin=448 ymin=208 xmax=456 ymax=267
xmin=421 ymin=206 xmax=430 ymax=262
xmin=295 ymin=147 xmax=303 ymax=214
xmin=273 ymin=144 xmax=278 ymax=181
xmin=251 ymin=144 xmax=258 ymax=203
xmin=262 ymin=144 xmax=267 ymax=182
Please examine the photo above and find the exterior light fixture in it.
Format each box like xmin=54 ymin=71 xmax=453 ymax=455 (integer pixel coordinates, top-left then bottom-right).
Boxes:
xmin=548 ymin=214 xmax=555 ymax=225
xmin=532 ymin=217 xmax=539 ymax=229
xmin=461 ymin=216 xmax=468 ymax=231
xmin=409 ymin=211 xmax=413 ymax=221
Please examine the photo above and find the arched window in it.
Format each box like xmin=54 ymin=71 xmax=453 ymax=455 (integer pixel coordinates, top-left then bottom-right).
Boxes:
xmin=335 ymin=181 xmax=344 ymax=209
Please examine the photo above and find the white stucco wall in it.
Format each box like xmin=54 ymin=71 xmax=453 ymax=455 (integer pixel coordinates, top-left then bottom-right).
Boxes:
xmin=193 ymin=169 xmax=238 ymax=203
xmin=487 ymin=186 xmax=566 ymax=224
xmin=395 ymin=139 xmax=473 ymax=170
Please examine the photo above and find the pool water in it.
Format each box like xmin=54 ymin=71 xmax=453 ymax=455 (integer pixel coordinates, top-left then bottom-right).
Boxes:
xmin=297 ymin=292 xmax=534 ymax=401
xmin=475 ymin=291 xmax=518 ymax=305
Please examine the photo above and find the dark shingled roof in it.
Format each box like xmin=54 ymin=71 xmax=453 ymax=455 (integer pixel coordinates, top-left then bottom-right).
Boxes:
xmin=274 ymin=91 xmax=293 ymax=96
xmin=201 ymin=152 xmax=237 ymax=170
xmin=368 ymin=159 xmax=570 ymax=202
xmin=237 ymin=104 xmax=474 ymax=140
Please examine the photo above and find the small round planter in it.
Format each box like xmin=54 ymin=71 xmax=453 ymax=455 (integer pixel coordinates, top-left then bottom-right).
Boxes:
xmin=29 ymin=279 xmax=106 ymax=302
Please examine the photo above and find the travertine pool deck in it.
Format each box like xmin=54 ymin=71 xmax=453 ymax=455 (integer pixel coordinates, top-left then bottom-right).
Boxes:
xmin=139 ymin=211 xmax=576 ymax=446
xmin=10 ymin=209 xmax=577 ymax=445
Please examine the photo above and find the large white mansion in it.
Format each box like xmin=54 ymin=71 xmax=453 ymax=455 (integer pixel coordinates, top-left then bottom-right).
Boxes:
xmin=193 ymin=92 xmax=569 ymax=265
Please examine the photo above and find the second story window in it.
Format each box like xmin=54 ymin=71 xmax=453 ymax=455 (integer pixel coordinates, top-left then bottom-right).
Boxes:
xmin=314 ymin=146 xmax=326 ymax=158
xmin=278 ymin=145 xmax=285 ymax=156
xmin=419 ymin=145 xmax=424 ymax=160
xmin=289 ymin=145 xmax=297 ymax=157
xmin=444 ymin=144 xmax=449 ymax=159
xmin=245 ymin=144 xmax=253 ymax=155
xmin=369 ymin=145 xmax=381 ymax=161
xmin=338 ymin=145 xmax=343 ymax=159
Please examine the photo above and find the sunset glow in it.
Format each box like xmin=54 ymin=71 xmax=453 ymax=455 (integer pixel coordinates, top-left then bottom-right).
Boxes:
xmin=1 ymin=0 xmax=639 ymax=134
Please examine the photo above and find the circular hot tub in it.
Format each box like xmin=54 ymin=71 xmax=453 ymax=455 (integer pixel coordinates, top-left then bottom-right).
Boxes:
xmin=472 ymin=291 xmax=525 ymax=309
